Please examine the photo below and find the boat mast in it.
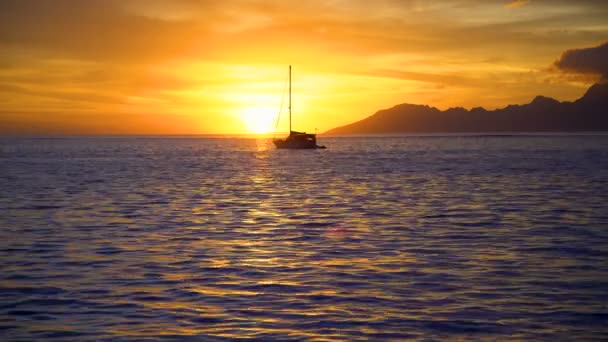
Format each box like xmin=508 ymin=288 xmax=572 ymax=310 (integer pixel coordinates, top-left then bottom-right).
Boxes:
xmin=289 ymin=65 xmax=292 ymax=133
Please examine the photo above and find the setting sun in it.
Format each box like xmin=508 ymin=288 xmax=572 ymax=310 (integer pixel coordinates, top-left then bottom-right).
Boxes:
xmin=0 ymin=1 xmax=604 ymax=135
xmin=240 ymin=105 xmax=278 ymax=134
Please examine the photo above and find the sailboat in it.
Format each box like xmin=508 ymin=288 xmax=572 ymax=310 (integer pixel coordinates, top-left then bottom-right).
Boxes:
xmin=273 ymin=66 xmax=326 ymax=149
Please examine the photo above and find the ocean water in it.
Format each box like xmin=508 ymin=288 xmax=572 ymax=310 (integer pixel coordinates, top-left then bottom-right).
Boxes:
xmin=1 ymin=135 xmax=608 ymax=341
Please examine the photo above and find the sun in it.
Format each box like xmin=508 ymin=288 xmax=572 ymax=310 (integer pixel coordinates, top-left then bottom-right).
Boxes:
xmin=241 ymin=106 xmax=277 ymax=134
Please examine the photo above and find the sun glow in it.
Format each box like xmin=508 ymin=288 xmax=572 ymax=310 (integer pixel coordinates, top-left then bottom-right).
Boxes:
xmin=241 ymin=105 xmax=278 ymax=134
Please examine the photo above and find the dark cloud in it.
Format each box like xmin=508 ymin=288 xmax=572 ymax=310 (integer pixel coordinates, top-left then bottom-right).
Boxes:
xmin=554 ymin=41 xmax=608 ymax=80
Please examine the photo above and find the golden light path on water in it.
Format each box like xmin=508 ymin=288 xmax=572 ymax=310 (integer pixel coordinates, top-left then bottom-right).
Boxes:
xmin=1 ymin=135 xmax=607 ymax=340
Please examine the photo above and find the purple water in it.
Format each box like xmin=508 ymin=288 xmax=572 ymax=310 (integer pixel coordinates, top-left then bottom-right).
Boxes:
xmin=1 ymin=135 xmax=607 ymax=340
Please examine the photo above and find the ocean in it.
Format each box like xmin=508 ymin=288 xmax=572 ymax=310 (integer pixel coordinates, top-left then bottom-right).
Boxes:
xmin=1 ymin=135 xmax=607 ymax=340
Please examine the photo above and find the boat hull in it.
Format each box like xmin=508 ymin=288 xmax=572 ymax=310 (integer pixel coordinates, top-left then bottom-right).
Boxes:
xmin=274 ymin=131 xmax=326 ymax=149
xmin=274 ymin=140 xmax=325 ymax=149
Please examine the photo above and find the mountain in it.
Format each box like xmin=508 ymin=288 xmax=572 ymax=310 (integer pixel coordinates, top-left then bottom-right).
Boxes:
xmin=324 ymin=83 xmax=608 ymax=134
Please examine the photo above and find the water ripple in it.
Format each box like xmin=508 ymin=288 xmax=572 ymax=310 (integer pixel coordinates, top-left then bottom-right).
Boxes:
xmin=1 ymin=135 xmax=607 ymax=340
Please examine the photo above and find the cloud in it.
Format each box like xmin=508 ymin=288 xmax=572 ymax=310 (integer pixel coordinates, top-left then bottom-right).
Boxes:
xmin=505 ymin=0 xmax=530 ymax=9
xmin=1 ymin=0 xmax=607 ymax=65
xmin=0 ymin=0 xmax=218 ymax=63
xmin=554 ymin=41 xmax=608 ymax=80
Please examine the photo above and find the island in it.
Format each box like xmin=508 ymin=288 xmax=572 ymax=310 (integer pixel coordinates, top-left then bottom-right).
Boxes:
xmin=324 ymin=83 xmax=608 ymax=135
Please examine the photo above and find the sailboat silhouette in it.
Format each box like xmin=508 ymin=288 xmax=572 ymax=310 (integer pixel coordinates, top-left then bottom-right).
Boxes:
xmin=273 ymin=66 xmax=326 ymax=149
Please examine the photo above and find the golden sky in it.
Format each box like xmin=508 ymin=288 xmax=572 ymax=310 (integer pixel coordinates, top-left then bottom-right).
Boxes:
xmin=0 ymin=0 xmax=607 ymax=134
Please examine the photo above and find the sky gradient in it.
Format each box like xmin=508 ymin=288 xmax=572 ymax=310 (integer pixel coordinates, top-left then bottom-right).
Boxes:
xmin=1 ymin=0 xmax=607 ymax=134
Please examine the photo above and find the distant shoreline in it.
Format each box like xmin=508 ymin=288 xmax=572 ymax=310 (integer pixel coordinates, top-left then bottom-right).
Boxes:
xmin=2 ymin=131 xmax=608 ymax=140
xmin=324 ymin=83 xmax=608 ymax=135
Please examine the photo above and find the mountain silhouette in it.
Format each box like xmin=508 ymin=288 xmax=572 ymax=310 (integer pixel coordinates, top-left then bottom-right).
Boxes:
xmin=324 ymin=83 xmax=608 ymax=134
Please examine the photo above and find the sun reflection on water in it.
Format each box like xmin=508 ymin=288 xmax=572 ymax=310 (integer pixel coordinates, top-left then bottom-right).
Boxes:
xmin=2 ymin=136 xmax=608 ymax=340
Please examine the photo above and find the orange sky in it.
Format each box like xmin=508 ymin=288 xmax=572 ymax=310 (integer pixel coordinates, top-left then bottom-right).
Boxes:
xmin=1 ymin=0 xmax=607 ymax=134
